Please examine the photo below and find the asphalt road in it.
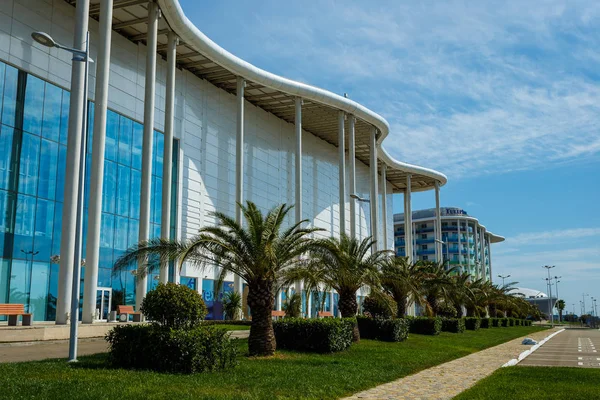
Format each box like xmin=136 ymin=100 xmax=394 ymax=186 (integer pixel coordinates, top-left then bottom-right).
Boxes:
xmin=519 ymin=328 xmax=600 ymax=368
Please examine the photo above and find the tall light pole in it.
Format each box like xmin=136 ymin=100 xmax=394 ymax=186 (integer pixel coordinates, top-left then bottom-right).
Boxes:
xmin=434 ymin=239 xmax=449 ymax=269
xmin=497 ymin=274 xmax=511 ymax=287
xmin=553 ymin=276 xmax=561 ymax=322
xmin=543 ymin=265 xmax=555 ymax=326
xmin=31 ymin=31 xmax=93 ymax=363
xmin=582 ymin=293 xmax=589 ymax=316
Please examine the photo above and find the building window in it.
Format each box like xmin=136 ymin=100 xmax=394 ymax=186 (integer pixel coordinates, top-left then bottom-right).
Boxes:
xmin=422 ymin=245 xmax=428 ymax=250
xmin=421 ymin=234 xmax=427 ymax=239
xmin=452 ymin=222 xmax=457 ymax=226
xmin=442 ymin=222 xmax=448 ymax=227
xmin=423 ymin=256 xmax=428 ymax=260
xmin=421 ymin=224 xmax=427 ymax=228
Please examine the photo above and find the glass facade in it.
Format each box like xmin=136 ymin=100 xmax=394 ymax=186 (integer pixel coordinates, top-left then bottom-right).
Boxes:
xmin=0 ymin=60 xmax=178 ymax=321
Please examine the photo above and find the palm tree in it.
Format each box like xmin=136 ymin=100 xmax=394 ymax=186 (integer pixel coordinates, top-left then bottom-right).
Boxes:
xmin=222 ymin=291 xmax=242 ymax=320
xmin=556 ymin=299 xmax=566 ymax=322
xmin=420 ymin=261 xmax=458 ymax=316
xmin=114 ymin=201 xmax=324 ymax=356
xmin=380 ymin=257 xmax=426 ymax=317
xmin=446 ymin=272 xmax=474 ymax=318
xmin=285 ymin=234 xmax=390 ymax=341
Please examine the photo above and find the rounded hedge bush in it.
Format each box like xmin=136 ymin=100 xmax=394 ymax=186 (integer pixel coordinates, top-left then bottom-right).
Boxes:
xmin=141 ymin=282 xmax=207 ymax=329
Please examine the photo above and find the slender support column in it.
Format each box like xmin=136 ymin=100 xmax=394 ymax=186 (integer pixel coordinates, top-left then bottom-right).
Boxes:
xmin=338 ymin=111 xmax=346 ymax=236
xmin=56 ymin=0 xmax=90 ymax=325
xmin=380 ymin=165 xmax=388 ymax=249
xmin=473 ymin=222 xmax=479 ymax=278
xmin=348 ymin=116 xmax=356 ymax=238
xmin=159 ymin=31 xmax=177 ymax=284
xmin=294 ymin=97 xmax=302 ymax=224
xmin=234 ymin=76 xmax=245 ymax=296
xmin=136 ymin=1 xmax=159 ymax=311
xmin=294 ymin=98 xmax=303 ymax=295
xmin=276 ymin=291 xmax=282 ymax=312
xmin=82 ymin=0 xmax=113 ymax=324
xmin=329 ymin=291 xmax=335 ymax=316
xmin=487 ymin=238 xmax=492 ymax=280
xmin=480 ymin=228 xmax=486 ymax=280
xmin=434 ymin=181 xmax=441 ymax=263
xmin=403 ymin=175 xmax=412 ymax=262
xmin=457 ymin=219 xmax=462 ymax=273
xmin=369 ymin=129 xmax=379 ymax=250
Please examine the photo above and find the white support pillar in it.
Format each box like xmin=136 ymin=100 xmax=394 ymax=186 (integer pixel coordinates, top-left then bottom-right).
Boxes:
xmin=487 ymin=238 xmax=492 ymax=280
xmin=82 ymin=0 xmax=112 ymax=324
xmin=380 ymin=165 xmax=388 ymax=250
xmin=348 ymin=116 xmax=356 ymax=239
xmin=434 ymin=181 xmax=442 ymax=263
xmin=457 ymin=218 xmax=462 ymax=273
xmin=329 ymin=291 xmax=335 ymax=316
xmin=159 ymin=31 xmax=177 ymax=284
xmin=136 ymin=1 xmax=159 ymax=311
xmin=473 ymin=222 xmax=479 ymax=279
xmin=369 ymin=128 xmax=379 ymax=250
xmin=404 ymin=175 xmax=412 ymax=262
xmin=338 ymin=111 xmax=346 ymax=237
xmin=480 ymin=228 xmax=486 ymax=281
xmin=276 ymin=291 xmax=282 ymax=312
xmin=234 ymin=76 xmax=245 ymax=296
xmin=294 ymin=98 xmax=303 ymax=295
xmin=56 ymin=0 xmax=90 ymax=325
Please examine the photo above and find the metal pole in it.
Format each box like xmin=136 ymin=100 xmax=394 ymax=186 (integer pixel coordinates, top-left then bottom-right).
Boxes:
xmin=160 ymin=31 xmax=177 ymax=284
xmin=348 ymin=116 xmax=356 ymax=239
xmin=83 ymin=0 xmax=113 ymax=324
xmin=294 ymin=97 xmax=302 ymax=296
xmin=234 ymin=76 xmax=245 ymax=296
xmin=56 ymin=0 xmax=90 ymax=326
xmin=338 ymin=111 xmax=346 ymax=237
xmin=68 ymin=31 xmax=90 ymax=362
xmin=434 ymin=181 xmax=441 ymax=262
xmin=404 ymin=175 xmax=412 ymax=262
xmin=137 ymin=1 xmax=159 ymax=310
xmin=543 ymin=265 xmax=554 ymax=326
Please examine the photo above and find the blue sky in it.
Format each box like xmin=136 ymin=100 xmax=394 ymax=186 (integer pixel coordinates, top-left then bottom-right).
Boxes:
xmin=181 ymin=0 xmax=600 ymax=314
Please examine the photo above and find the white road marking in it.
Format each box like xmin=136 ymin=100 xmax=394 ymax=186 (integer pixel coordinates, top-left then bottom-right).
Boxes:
xmin=578 ymin=362 xmax=584 ymax=366
xmin=578 ymin=357 xmax=583 ymax=360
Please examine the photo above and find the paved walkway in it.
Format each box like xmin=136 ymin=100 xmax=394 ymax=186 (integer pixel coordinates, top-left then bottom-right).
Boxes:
xmin=519 ymin=328 xmax=600 ymax=368
xmin=344 ymin=328 xmax=559 ymax=400
xmin=0 ymin=330 xmax=250 ymax=363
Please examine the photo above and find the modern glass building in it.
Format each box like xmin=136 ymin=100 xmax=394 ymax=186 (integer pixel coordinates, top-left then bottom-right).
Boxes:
xmin=393 ymin=207 xmax=504 ymax=281
xmin=0 ymin=0 xmax=448 ymax=322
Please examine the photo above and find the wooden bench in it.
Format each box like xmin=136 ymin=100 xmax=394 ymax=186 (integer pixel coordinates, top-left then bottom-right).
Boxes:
xmin=318 ymin=311 xmax=333 ymax=318
xmin=117 ymin=305 xmax=142 ymax=322
xmin=271 ymin=310 xmax=286 ymax=320
xmin=0 ymin=304 xmax=32 ymax=326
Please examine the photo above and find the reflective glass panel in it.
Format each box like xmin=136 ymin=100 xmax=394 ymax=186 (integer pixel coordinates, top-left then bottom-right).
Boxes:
xmin=131 ymin=122 xmax=142 ymax=170
xmin=105 ymin=110 xmax=118 ymax=161
xmin=22 ymin=75 xmax=45 ymax=136
xmin=102 ymin=160 xmax=116 ymax=214
xmin=1 ymin=65 xmax=18 ymax=127
xmin=55 ymin=144 xmax=67 ymax=203
xmin=0 ymin=125 xmax=14 ymax=190
xmin=29 ymin=261 xmax=49 ymax=321
xmin=18 ymin=132 xmax=40 ymax=196
xmin=59 ymin=91 xmax=70 ymax=145
xmin=12 ymin=195 xmax=36 ymax=259
xmin=41 ymin=84 xmax=62 ymax=142
xmin=37 ymin=139 xmax=58 ymax=200
xmin=33 ymin=198 xmax=54 ymax=262
xmin=116 ymin=165 xmax=130 ymax=216
xmin=9 ymin=260 xmax=29 ymax=306
xmin=118 ymin=117 xmax=132 ymax=166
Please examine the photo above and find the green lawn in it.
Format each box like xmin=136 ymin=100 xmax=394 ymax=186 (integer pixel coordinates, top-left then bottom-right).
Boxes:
xmin=455 ymin=366 xmax=600 ymax=400
xmin=0 ymin=326 xmax=546 ymax=400
xmin=219 ymin=324 xmax=251 ymax=331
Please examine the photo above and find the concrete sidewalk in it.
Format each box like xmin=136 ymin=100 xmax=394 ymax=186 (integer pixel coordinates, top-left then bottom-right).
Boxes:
xmin=344 ymin=328 xmax=559 ymax=400
xmin=0 ymin=330 xmax=250 ymax=363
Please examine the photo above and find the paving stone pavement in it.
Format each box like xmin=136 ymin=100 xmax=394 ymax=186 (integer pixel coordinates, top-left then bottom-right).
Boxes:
xmin=344 ymin=328 xmax=560 ymax=400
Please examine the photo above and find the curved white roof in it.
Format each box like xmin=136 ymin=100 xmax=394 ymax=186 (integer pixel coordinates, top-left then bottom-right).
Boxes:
xmin=83 ymin=0 xmax=448 ymax=193
xmin=509 ymin=287 xmax=548 ymax=299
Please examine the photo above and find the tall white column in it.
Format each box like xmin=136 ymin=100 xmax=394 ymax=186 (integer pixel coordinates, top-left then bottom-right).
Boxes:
xmin=457 ymin=218 xmax=462 ymax=273
xmin=480 ymin=228 xmax=486 ymax=280
xmin=294 ymin=98 xmax=302 ymax=295
xmin=159 ymin=31 xmax=177 ymax=284
xmin=434 ymin=181 xmax=442 ymax=263
xmin=82 ymin=0 xmax=113 ymax=324
xmin=338 ymin=111 xmax=346 ymax=237
xmin=136 ymin=1 xmax=159 ymax=310
xmin=380 ymin=165 xmax=387 ymax=250
xmin=234 ymin=76 xmax=245 ymax=296
xmin=348 ymin=116 xmax=356 ymax=239
xmin=487 ymin=238 xmax=492 ymax=280
xmin=369 ymin=128 xmax=378 ymax=251
xmin=404 ymin=175 xmax=412 ymax=262
xmin=56 ymin=0 xmax=90 ymax=325
xmin=473 ymin=222 xmax=479 ymax=279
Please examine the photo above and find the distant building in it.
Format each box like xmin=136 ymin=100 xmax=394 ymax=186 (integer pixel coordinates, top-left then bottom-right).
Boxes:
xmin=509 ymin=287 xmax=557 ymax=317
xmin=394 ymin=207 xmax=504 ymax=281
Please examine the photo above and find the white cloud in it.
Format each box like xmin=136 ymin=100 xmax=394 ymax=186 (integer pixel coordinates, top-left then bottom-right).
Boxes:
xmin=504 ymin=228 xmax=600 ymax=245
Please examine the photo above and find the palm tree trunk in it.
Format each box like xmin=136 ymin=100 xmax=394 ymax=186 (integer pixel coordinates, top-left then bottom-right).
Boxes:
xmin=247 ymin=280 xmax=276 ymax=356
xmin=338 ymin=291 xmax=360 ymax=342
xmin=393 ymin=291 xmax=408 ymax=318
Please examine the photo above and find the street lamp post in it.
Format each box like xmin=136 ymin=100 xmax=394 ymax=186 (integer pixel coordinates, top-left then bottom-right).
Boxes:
xmin=543 ymin=265 xmax=555 ymax=327
xmin=553 ymin=276 xmax=561 ymax=322
xmin=582 ymin=293 xmax=589 ymax=316
xmin=31 ymin=31 xmax=93 ymax=363
xmin=434 ymin=239 xmax=449 ymax=269
xmin=497 ymin=274 xmax=511 ymax=287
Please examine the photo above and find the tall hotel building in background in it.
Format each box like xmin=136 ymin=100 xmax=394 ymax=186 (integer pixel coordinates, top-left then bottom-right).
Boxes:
xmin=394 ymin=207 xmax=504 ymax=281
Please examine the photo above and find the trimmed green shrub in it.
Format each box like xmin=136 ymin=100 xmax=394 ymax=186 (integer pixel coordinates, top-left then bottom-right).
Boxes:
xmin=465 ymin=317 xmax=481 ymax=330
xmin=480 ymin=318 xmax=490 ymax=328
xmin=106 ymin=324 xmax=237 ymax=373
xmin=273 ymin=318 xmax=355 ymax=353
xmin=141 ymin=283 xmax=207 ymax=329
xmin=356 ymin=316 xmax=409 ymax=342
xmin=491 ymin=317 xmax=500 ymax=327
xmin=514 ymin=319 xmax=521 ymax=326
xmin=441 ymin=318 xmax=466 ymax=333
xmin=501 ymin=318 xmax=509 ymax=327
xmin=202 ymin=320 xmax=252 ymax=326
xmin=508 ymin=318 xmax=516 ymax=326
xmin=408 ymin=317 xmax=442 ymax=335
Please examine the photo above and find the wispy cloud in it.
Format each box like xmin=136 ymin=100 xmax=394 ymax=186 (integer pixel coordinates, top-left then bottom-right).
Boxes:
xmin=505 ymin=227 xmax=600 ymax=245
xmin=221 ymin=0 xmax=600 ymax=180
